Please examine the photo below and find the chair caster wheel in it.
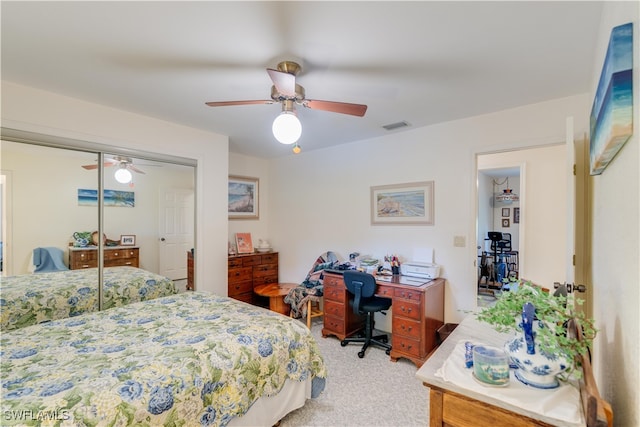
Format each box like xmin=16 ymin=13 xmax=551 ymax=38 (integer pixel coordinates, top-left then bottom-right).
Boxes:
xmin=340 ymin=341 xmax=347 ymax=347
xmin=358 ymin=351 xmax=365 ymax=358
xmin=386 ymin=349 xmax=391 ymax=355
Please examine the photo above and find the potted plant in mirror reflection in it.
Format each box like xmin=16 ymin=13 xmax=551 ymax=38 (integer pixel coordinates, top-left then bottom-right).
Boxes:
xmin=475 ymin=280 xmax=596 ymax=383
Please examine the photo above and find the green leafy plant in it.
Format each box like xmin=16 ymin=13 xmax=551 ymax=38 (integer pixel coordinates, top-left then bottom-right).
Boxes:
xmin=476 ymin=280 xmax=597 ymax=375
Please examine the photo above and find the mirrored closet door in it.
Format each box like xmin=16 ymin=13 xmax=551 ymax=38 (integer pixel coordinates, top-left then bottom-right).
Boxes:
xmin=1 ymin=137 xmax=195 ymax=321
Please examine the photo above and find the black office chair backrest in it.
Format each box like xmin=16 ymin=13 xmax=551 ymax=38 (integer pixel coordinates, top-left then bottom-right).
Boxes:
xmin=343 ymin=271 xmax=377 ymax=315
xmin=488 ymin=231 xmax=503 ymax=241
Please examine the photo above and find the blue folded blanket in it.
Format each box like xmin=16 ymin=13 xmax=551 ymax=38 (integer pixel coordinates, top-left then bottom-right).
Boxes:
xmin=33 ymin=247 xmax=69 ymax=273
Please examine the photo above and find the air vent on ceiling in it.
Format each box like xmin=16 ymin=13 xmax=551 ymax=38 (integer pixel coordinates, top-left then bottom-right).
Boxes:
xmin=382 ymin=121 xmax=410 ymax=131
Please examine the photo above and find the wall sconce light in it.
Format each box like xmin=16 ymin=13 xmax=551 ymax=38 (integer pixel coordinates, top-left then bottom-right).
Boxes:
xmin=272 ymin=100 xmax=302 ymax=145
xmin=114 ymin=167 xmax=133 ymax=184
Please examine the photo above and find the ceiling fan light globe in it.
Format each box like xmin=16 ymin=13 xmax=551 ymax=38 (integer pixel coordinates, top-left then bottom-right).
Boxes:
xmin=272 ymin=112 xmax=302 ymax=144
xmin=114 ymin=168 xmax=133 ymax=184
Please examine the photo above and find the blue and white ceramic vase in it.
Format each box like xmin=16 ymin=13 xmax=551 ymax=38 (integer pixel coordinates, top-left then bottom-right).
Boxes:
xmin=504 ymin=302 xmax=570 ymax=389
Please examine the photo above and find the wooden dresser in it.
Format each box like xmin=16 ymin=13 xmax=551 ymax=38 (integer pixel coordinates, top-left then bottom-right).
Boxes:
xmin=69 ymin=247 xmax=140 ymax=270
xmin=322 ymin=271 xmax=444 ymax=367
xmin=227 ymin=252 xmax=278 ymax=305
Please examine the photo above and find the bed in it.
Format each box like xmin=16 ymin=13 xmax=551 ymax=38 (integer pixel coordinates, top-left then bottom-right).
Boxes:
xmin=0 ymin=266 xmax=177 ymax=332
xmin=0 ymin=292 xmax=326 ymax=427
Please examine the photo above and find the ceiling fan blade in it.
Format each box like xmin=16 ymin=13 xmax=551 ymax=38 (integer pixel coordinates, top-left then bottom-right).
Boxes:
xmin=267 ymin=68 xmax=296 ymax=97
xmin=128 ymin=165 xmax=146 ymax=174
xmin=81 ymin=160 xmax=118 ymax=170
xmin=205 ymin=100 xmax=274 ymax=107
xmin=304 ymin=100 xmax=368 ymax=117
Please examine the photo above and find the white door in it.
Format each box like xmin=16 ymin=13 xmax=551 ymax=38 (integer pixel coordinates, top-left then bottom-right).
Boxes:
xmin=159 ymin=188 xmax=194 ymax=280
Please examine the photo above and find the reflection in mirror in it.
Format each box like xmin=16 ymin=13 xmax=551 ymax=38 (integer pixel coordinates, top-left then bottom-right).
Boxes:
xmin=0 ymin=140 xmax=196 ymax=333
xmin=0 ymin=141 xmax=99 ymax=331
xmin=101 ymin=154 xmax=195 ymax=306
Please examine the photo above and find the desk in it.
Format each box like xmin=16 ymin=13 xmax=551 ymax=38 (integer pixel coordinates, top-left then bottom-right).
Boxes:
xmin=415 ymin=315 xmax=608 ymax=427
xmin=321 ymin=271 xmax=444 ymax=367
xmin=254 ymin=282 xmax=298 ymax=315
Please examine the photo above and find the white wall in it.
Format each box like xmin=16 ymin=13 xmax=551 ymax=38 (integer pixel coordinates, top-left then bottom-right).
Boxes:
xmin=1 ymin=82 xmax=229 ymax=295
xmin=267 ymin=94 xmax=590 ymax=326
xmin=589 ymin=3 xmax=639 ymax=426
xmin=228 ymin=152 xmax=270 ymax=250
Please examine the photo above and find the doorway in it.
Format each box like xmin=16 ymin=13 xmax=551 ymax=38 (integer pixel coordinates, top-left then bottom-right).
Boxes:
xmin=477 ymin=166 xmax=522 ymax=299
xmin=475 ymin=144 xmax=570 ymax=302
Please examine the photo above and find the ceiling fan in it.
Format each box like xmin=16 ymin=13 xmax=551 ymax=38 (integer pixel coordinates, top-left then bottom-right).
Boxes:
xmin=81 ymin=156 xmax=146 ymax=175
xmin=205 ymin=61 xmax=368 ymax=147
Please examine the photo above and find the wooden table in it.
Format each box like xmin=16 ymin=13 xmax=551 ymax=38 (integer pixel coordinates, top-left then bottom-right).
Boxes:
xmin=415 ymin=314 xmax=610 ymax=427
xmin=253 ymin=282 xmax=298 ymax=315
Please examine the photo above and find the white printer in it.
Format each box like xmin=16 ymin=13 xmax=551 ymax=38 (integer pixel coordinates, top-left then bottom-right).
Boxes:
xmin=400 ymin=261 xmax=440 ymax=280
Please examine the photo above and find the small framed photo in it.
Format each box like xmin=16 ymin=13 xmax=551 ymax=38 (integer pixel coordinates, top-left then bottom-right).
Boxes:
xmin=501 ymin=219 xmax=510 ymax=228
xmin=120 ymin=235 xmax=136 ymax=246
xmin=235 ymin=233 xmax=254 ymax=254
xmin=501 ymin=208 xmax=510 ymax=217
xmin=513 ymin=207 xmax=520 ymax=224
xmin=229 ymin=175 xmax=259 ymax=220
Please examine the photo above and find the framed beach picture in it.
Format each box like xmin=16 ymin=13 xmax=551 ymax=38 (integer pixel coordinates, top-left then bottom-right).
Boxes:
xmin=228 ymin=175 xmax=259 ymax=219
xmin=589 ymin=22 xmax=634 ymax=175
xmin=235 ymin=233 xmax=254 ymax=254
xmin=371 ymin=181 xmax=434 ymax=225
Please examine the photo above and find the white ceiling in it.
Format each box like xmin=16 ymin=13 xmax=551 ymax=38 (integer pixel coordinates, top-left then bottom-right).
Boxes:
xmin=1 ymin=1 xmax=603 ymax=159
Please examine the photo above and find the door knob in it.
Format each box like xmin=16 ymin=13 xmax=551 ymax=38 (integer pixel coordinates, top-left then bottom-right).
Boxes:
xmin=161 ymin=238 xmax=166 ymax=242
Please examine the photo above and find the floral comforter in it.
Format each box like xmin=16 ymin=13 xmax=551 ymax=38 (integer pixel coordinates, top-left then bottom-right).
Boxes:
xmin=0 ymin=292 xmax=326 ymax=427
xmin=0 ymin=267 xmax=177 ymax=332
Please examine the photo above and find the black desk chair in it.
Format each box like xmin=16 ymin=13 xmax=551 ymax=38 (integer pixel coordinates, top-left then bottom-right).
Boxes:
xmin=340 ymin=271 xmax=392 ymax=358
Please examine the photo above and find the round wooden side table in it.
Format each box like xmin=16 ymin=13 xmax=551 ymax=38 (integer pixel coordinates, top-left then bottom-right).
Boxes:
xmin=253 ymin=282 xmax=298 ymax=315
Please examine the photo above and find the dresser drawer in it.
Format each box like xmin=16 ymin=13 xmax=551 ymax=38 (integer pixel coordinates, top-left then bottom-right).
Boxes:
xmin=324 ymin=300 xmax=345 ymax=318
xmin=230 ymin=292 xmax=254 ymax=304
xmin=228 ymin=267 xmax=252 ymax=282
xmin=393 ymin=316 xmax=421 ymax=339
xmin=242 ymin=255 xmax=263 ymax=266
xmin=322 ymin=274 xmax=343 ymax=287
xmin=228 ymin=258 xmax=243 ymax=268
xmin=392 ymin=335 xmax=421 ymax=357
xmin=252 ymin=275 xmax=278 ymax=286
xmin=323 ymin=281 xmax=346 ymax=303
xmin=261 ymin=253 xmax=278 ymax=264
xmin=323 ymin=315 xmax=345 ymax=335
xmin=394 ymin=287 xmax=422 ymax=301
xmin=253 ymin=263 xmax=277 ymax=278
xmin=228 ymin=280 xmax=253 ymax=297
xmin=394 ymin=299 xmax=421 ymax=320
xmin=104 ymin=248 xmax=138 ymax=261
xmin=376 ymin=284 xmax=394 ymax=298
xmin=73 ymin=250 xmax=98 ymax=262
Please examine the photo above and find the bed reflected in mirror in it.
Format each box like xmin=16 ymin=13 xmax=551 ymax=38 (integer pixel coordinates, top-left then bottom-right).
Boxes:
xmin=0 ymin=139 xmax=195 ymax=333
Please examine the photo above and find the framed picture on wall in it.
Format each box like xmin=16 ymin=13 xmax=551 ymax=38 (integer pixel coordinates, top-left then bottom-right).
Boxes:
xmin=502 ymin=219 xmax=510 ymax=228
xmin=501 ymin=208 xmax=510 ymax=217
xmin=513 ymin=207 xmax=520 ymax=224
xmin=370 ymin=181 xmax=434 ymax=225
xmin=228 ymin=175 xmax=259 ymax=220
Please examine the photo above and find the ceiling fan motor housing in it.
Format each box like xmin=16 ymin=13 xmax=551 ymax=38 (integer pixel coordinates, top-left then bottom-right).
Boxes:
xmin=271 ymin=85 xmax=305 ymax=103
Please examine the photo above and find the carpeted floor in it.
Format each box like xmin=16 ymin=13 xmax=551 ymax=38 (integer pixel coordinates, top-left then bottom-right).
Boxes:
xmin=279 ymin=319 xmax=430 ymax=426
